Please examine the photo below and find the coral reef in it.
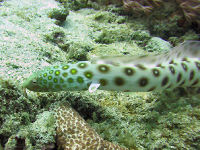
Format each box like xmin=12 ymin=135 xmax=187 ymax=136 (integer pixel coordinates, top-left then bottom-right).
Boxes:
xmin=144 ymin=37 xmax=172 ymax=52
xmin=48 ymin=7 xmax=69 ymax=25
xmin=176 ymin=0 xmax=200 ymax=27
xmin=4 ymin=111 xmax=56 ymax=150
xmin=120 ymin=0 xmax=200 ymax=27
xmin=0 ymin=77 xmax=58 ymax=149
xmin=56 ymin=0 xmax=200 ymax=39
xmin=122 ymin=0 xmax=162 ymax=14
xmin=56 ymin=0 xmax=89 ymax=10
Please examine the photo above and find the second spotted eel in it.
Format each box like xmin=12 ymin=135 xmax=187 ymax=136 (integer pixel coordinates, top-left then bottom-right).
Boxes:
xmin=23 ymin=41 xmax=200 ymax=92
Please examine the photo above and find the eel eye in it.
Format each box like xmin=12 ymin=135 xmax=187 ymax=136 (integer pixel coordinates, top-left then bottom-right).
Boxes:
xmin=32 ymin=79 xmax=37 ymax=84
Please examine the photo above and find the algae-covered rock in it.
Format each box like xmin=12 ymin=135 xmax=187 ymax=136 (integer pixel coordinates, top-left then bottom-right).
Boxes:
xmin=48 ymin=7 xmax=69 ymax=25
xmin=93 ymin=24 xmax=138 ymax=44
xmin=66 ymin=41 xmax=92 ymax=60
xmin=93 ymin=11 xmax=126 ymax=24
xmin=5 ymin=111 xmax=56 ymax=150
xmin=43 ymin=26 xmax=66 ymax=47
xmin=130 ymin=30 xmax=151 ymax=46
xmin=169 ymin=30 xmax=200 ymax=46
xmin=144 ymin=37 xmax=172 ymax=52
xmin=56 ymin=0 xmax=89 ymax=10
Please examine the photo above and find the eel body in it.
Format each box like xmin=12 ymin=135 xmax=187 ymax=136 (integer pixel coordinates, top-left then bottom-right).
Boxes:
xmin=23 ymin=41 xmax=200 ymax=92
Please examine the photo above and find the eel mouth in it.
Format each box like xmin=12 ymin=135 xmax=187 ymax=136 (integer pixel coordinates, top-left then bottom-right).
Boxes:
xmin=22 ymin=74 xmax=38 ymax=91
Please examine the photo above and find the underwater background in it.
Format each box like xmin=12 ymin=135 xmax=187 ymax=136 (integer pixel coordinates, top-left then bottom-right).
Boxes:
xmin=0 ymin=0 xmax=200 ymax=149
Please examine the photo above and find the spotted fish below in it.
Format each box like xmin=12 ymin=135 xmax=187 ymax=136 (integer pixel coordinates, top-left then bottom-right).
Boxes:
xmin=23 ymin=41 xmax=200 ymax=93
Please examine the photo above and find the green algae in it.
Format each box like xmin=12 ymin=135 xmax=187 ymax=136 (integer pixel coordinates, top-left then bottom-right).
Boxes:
xmin=66 ymin=41 xmax=93 ymax=60
xmin=85 ymin=91 xmax=200 ymax=149
xmin=43 ymin=26 xmax=66 ymax=46
xmin=48 ymin=7 xmax=69 ymax=25
xmin=169 ymin=30 xmax=200 ymax=46
xmin=5 ymin=111 xmax=56 ymax=150
xmin=144 ymin=37 xmax=172 ymax=52
xmin=0 ymin=77 xmax=58 ymax=149
xmin=93 ymin=11 xmax=126 ymax=24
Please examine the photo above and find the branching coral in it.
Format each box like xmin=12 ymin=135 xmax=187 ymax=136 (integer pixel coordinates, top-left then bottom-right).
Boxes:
xmin=122 ymin=0 xmax=162 ymax=14
xmin=176 ymin=0 xmax=200 ymax=26
xmin=54 ymin=103 xmax=128 ymax=150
